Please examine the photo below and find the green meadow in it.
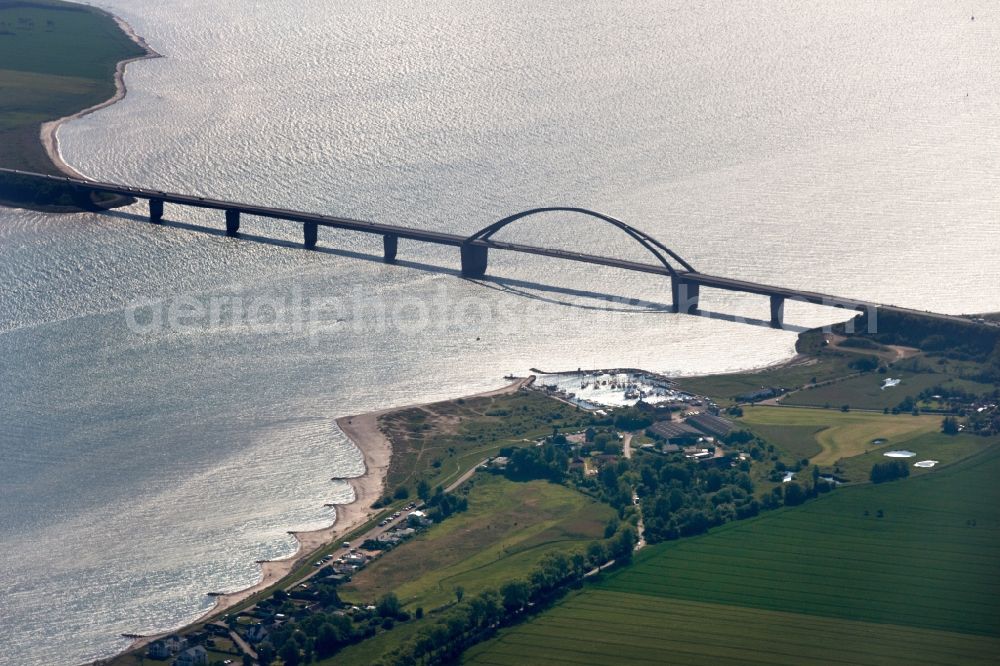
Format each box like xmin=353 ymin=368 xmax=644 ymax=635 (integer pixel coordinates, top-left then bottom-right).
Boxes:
xmin=466 ymin=444 xmax=1000 ymax=665
xmin=340 ymin=474 xmax=613 ymax=612
xmin=738 ymin=405 xmax=940 ymax=466
xmin=676 ymin=354 xmax=856 ymax=405
xmin=783 ymin=369 xmax=995 ymax=411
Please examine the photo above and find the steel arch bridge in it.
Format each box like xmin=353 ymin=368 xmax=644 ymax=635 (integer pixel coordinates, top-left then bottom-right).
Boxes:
xmin=463 ymin=207 xmax=696 ymax=278
xmin=3 ymin=167 xmax=911 ymax=330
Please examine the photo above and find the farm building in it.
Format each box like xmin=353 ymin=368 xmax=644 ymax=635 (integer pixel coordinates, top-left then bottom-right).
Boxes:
xmin=736 ymin=387 xmax=783 ymax=403
xmin=686 ymin=413 xmax=734 ymax=439
xmin=648 ymin=420 xmax=703 ymax=445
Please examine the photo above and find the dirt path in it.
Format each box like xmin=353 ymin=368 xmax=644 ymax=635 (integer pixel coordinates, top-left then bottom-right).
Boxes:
xmin=621 ymin=432 xmax=646 ymax=550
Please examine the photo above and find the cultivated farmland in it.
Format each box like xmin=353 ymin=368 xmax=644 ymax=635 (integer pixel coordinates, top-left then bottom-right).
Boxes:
xmin=465 ymin=444 xmax=1000 ymax=665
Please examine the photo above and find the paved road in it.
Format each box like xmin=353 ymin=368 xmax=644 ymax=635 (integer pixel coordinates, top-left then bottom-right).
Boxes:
xmin=227 ymin=627 xmax=257 ymax=660
xmin=446 ymin=459 xmax=489 ymax=493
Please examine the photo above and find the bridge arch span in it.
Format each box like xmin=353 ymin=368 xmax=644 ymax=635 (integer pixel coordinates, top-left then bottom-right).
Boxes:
xmin=462 ymin=207 xmax=695 ymax=278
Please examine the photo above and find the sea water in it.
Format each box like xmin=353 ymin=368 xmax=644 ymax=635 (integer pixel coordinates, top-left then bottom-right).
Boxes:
xmin=1 ymin=1 xmax=999 ymax=662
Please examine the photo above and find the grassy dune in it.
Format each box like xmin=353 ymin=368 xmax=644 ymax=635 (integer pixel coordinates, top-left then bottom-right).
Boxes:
xmin=466 ymin=444 xmax=1000 ymax=664
xmin=377 ymin=391 xmax=590 ymax=499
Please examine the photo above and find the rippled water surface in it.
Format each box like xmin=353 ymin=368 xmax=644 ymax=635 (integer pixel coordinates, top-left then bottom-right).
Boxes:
xmin=2 ymin=1 xmax=999 ymax=662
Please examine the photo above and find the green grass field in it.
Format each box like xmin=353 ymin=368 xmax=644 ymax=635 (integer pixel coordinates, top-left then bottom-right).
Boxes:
xmin=744 ymin=422 xmax=825 ymax=460
xmin=677 ymin=353 xmax=857 ymax=404
xmin=340 ymin=474 xmax=613 ymax=611
xmin=833 ymin=431 xmax=998 ymax=482
xmin=783 ymin=370 xmax=996 ymax=411
xmin=466 ymin=444 xmax=1000 ymax=665
xmin=738 ymin=406 xmax=941 ymax=466
xmin=0 ymin=0 xmax=145 ymax=173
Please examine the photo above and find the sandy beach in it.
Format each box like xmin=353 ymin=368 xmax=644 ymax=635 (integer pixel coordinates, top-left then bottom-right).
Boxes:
xmin=186 ymin=411 xmax=395 ymax=619
xmin=39 ymin=11 xmax=161 ymax=180
xmin=124 ymin=376 xmax=530 ymax=654
xmin=202 ymin=376 xmax=531 ymax=614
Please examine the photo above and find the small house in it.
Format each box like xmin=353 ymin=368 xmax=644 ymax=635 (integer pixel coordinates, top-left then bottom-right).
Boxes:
xmin=245 ymin=623 xmax=269 ymax=644
xmin=174 ymin=646 xmax=207 ymax=666
xmin=147 ymin=641 xmax=171 ymax=659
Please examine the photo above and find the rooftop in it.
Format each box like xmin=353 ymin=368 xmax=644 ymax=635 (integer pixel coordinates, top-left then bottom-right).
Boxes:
xmin=649 ymin=420 xmax=702 ymax=440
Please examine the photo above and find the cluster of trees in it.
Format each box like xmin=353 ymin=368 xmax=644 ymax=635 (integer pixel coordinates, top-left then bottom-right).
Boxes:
xmin=244 ymin=583 xmax=376 ymax=665
xmin=966 ymin=405 xmax=1000 ymax=436
xmin=251 ymin=586 xmax=423 ymax=664
xmin=373 ymin=538 xmax=633 ymax=666
xmin=598 ymin=406 xmax=653 ymax=431
xmin=498 ymin=443 xmax=568 ymax=482
xmin=0 ymin=173 xmax=123 ymax=209
xmin=725 ymin=429 xmax=754 ymax=445
xmin=572 ymin=445 xmax=768 ymax=544
xmin=576 ymin=456 xmax=633 ymax=510
xmin=975 ymin=341 xmax=1000 ymax=383
xmin=582 ymin=427 xmax=623 ymax=456
xmin=920 ymin=384 xmax=980 ymax=405
xmin=849 ymin=310 xmax=1000 ymax=361
xmin=870 ymin=460 xmax=910 ymax=484
xmin=849 ymin=355 xmax=881 ymax=373
xmin=424 ymin=484 xmax=468 ymax=522
xmin=893 ymin=395 xmax=921 ymax=415
xmin=635 ymin=457 xmax=759 ymax=542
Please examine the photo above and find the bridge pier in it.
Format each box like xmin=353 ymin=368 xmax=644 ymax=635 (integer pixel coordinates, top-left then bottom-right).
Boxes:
xmin=461 ymin=244 xmax=489 ymax=278
xmin=671 ymin=277 xmax=700 ymax=314
xmin=303 ymin=222 xmax=318 ymax=249
xmin=383 ymin=234 xmax=398 ymax=263
xmin=149 ymin=198 xmax=163 ymax=223
xmin=225 ymin=209 xmax=240 ymax=237
xmin=770 ymin=295 xmax=785 ymax=328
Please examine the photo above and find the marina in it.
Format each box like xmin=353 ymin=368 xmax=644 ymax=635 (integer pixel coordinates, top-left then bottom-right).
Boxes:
xmin=534 ymin=369 xmax=704 ymax=410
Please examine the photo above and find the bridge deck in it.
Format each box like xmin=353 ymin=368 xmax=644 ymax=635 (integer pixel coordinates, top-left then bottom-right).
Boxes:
xmin=0 ymin=168 xmax=969 ymax=325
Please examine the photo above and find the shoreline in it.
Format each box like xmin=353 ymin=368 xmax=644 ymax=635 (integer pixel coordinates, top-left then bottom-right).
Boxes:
xmin=123 ymin=408 xmax=394 ymax=656
xmin=119 ymin=376 xmax=531 ymax=658
xmin=39 ymin=7 xmax=162 ymax=180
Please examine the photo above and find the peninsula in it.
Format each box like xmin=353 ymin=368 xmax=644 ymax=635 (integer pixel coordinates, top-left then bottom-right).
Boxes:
xmin=103 ymin=317 xmax=1000 ymax=666
xmin=0 ymin=0 xmax=156 ymax=210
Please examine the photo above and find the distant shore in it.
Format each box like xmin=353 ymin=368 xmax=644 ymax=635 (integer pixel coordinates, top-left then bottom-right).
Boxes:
xmin=40 ymin=9 xmax=161 ymax=180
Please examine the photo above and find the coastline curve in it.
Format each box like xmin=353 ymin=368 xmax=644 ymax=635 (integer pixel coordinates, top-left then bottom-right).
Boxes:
xmin=39 ymin=6 xmax=162 ymax=181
